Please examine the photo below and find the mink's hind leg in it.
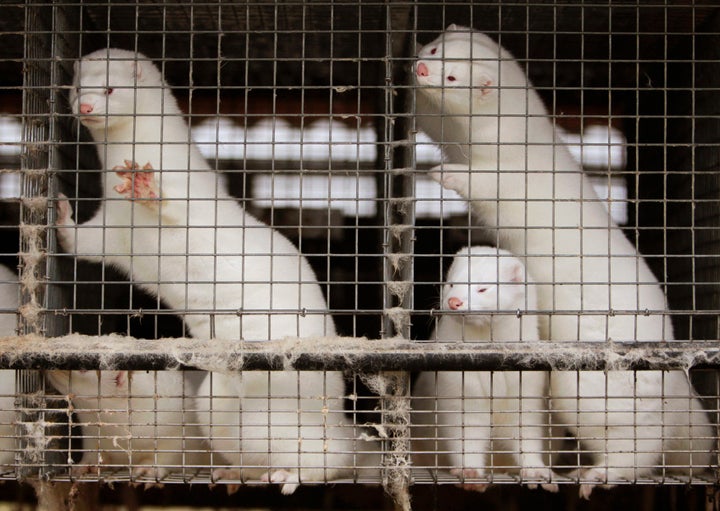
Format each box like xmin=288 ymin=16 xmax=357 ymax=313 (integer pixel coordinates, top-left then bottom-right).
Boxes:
xmin=450 ymin=468 xmax=490 ymax=493
xmin=261 ymin=469 xmax=300 ymax=496
xmin=113 ymin=160 xmax=160 ymax=206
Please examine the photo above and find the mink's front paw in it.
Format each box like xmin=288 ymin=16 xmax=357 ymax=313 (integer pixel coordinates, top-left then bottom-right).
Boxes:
xmin=113 ymin=159 xmax=160 ymax=206
xmin=55 ymin=193 xmax=74 ymax=227
xmin=428 ymin=163 xmax=470 ymax=194
xmin=55 ymin=193 xmax=76 ymax=252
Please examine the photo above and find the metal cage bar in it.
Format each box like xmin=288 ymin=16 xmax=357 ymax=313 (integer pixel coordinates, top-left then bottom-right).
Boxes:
xmin=0 ymin=2 xmax=717 ymax=510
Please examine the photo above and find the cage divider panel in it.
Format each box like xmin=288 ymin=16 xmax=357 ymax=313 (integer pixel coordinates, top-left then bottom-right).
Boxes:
xmin=375 ymin=7 xmax=414 ymax=510
xmin=19 ymin=1 xmax=54 ymax=478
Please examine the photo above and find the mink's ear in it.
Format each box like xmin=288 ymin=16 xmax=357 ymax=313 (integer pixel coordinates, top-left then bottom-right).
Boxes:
xmin=471 ymin=70 xmax=495 ymax=97
xmin=73 ymin=59 xmax=79 ymax=77
xmin=507 ymin=260 xmax=525 ymax=283
xmin=447 ymin=24 xmax=474 ymax=32
xmin=480 ymin=78 xmax=494 ymax=96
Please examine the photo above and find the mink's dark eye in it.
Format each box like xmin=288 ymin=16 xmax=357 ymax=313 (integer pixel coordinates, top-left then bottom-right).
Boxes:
xmin=447 ymin=76 xmax=456 ymax=82
xmin=105 ymin=87 xmax=114 ymax=95
xmin=477 ymin=287 xmax=487 ymax=293
xmin=430 ymin=48 xmax=437 ymax=55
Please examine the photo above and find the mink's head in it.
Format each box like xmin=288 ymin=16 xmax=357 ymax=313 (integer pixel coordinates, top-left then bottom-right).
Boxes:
xmin=441 ymin=245 xmax=529 ymax=327
xmin=414 ymin=25 xmax=531 ymax=113
xmin=70 ymin=49 xmax=168 ymax=132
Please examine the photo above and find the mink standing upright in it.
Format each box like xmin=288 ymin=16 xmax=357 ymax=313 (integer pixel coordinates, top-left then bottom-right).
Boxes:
xmin=413 ymin=246 xmax=556 ymax=492
xmin=413 ymin=25 xmax=713 ymax=498
xmin=56 ymin=48 xmax=372 ymax=493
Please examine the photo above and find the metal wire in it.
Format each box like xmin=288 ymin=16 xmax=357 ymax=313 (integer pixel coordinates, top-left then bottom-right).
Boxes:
xmin=0 ymin=1 xmax=717 ymax=509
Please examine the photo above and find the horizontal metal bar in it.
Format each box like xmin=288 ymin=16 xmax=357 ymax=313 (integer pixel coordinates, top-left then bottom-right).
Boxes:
xmin=0 ymin=467 xmax=714 ymax=488
xmin=1 ymin=335 xmax=719 ymax=372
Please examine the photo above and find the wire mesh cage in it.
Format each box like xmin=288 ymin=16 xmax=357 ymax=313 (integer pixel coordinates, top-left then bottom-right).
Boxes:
xmin=0 ymin=1 xmax=718 ymax=509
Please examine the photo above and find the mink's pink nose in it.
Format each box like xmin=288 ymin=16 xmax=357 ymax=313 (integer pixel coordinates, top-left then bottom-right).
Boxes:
xmin=448 ymin=297 xmax=463 ymax=310
xmin=79 ymin=103 xmax=94 ymax=115
xmin=416 ymin=62 xmax=429 ymax=77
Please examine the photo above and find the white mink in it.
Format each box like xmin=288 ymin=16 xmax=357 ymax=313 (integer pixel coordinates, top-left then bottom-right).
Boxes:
xmin=413 ymin=246 xmax=556 ymax=493
xmin=0 ymin=264 xmax=18 ymax=468
xmin=45 ymin=369 xmax=207 ymax=483
xmin=58 ymin=48 xmax=374 ymax=494
xmin=414 ymin=25 xmax=673 ymax=342
xmin=414 ymin=25 xmax=713 ymax=498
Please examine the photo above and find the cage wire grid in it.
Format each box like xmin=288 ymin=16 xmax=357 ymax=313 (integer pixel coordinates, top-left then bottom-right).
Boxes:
xmin=0 ymin=0 xmax=716 ymax=509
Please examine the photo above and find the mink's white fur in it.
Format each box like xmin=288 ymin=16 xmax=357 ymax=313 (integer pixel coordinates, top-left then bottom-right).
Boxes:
xmin=0 ymin=265 xmax=17 ymax=468
xmin=414 ymin=26 xmax=672 ymax=342
xmin=57 ymin=48 xmax=374 ymax=493
xmin=414 ymin=26 xmax=713 ymax=498
xmin=45 ymin=369 xmax=207 ymax=483
xmin=413 ymin=246 xmax=556 ymax=492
